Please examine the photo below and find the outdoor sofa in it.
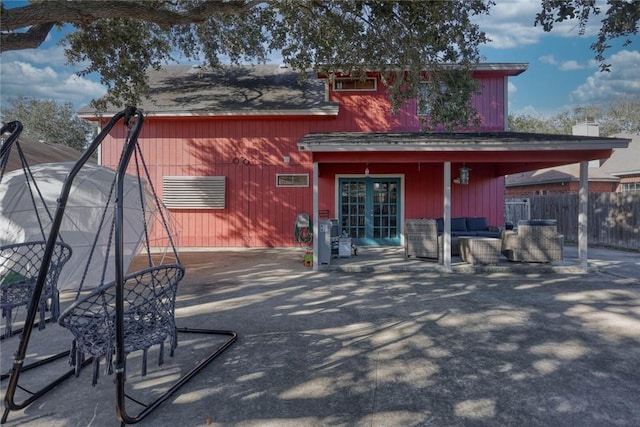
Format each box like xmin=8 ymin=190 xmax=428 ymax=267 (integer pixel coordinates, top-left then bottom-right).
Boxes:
xmin=435 ymin=217 xmax=502 ymax=256
xmin=405 ymin=217 xmax=501 ymax=259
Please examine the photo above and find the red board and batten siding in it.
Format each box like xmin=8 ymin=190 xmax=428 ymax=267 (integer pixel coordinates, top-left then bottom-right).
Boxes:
xmin=330 ymin=73 xmax=507 ymax=132
xmin=100 ymin=74 xmax=509 ymax=248
xmin=102 ymin=117 xmax=322 ymax=248
xmin=319 ymin=163 xmax=505 ymax=228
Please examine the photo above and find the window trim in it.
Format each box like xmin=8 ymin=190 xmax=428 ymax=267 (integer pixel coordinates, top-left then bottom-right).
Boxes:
xmin=621 ymin=182 xmax=640 ymax=193
xmin=276 ymin=174 xmax=309 ymax=187
xmin=333 ymin=78 xmax=377 ymax=91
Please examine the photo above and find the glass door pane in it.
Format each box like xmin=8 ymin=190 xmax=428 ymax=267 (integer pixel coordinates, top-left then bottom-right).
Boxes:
xmin=339 ymin=177 xmax=400 ymax=246
xmin=340 ymin=179 xmax=366 ymax=239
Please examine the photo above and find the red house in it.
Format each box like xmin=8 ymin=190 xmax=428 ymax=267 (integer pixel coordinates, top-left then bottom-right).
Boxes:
xmin=79 ymin=63 xmax=629 ymax=269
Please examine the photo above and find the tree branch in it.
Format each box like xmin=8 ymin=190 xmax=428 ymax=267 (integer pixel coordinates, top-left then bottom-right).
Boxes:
xmin=1 ymin=22 xmax=55 ymax=51
xmin=1 ymin=0 xmax=262 ymax=52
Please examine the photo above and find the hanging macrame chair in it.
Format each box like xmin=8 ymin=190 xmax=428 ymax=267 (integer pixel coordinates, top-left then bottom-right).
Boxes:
xmin=2 ymin=108 xmax=237 ymax=426
xmin=53 ymin=108 xmax=183 ymax=385
xmin=0 ymin=241 xmax=71 ymax=337
xmin=0 ymin=122 xmax=73 ymax=337
xmin=60 ymin=264 xmax=184 ymax=383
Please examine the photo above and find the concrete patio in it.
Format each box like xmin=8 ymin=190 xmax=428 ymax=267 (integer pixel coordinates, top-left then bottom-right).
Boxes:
xmin=1 ymin=245 xmax=639 ymax=426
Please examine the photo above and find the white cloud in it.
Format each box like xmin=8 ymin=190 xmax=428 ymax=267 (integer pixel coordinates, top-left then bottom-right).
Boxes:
xmin=478 ymin=1 xmax=545 ymax=48
xmin=0 ymin=60 xmax=106 ymax=110
xmin=538 ymin=55 xmax=586 ymax=71
xmin=539 ymin=55 xmax=557 ymax=65
xmin=478 ymin=0 xmax=607 ymax=49
xmin=508 ymin=81 xmax=517 ymax=94
xmin=2 ymin=44 xmax=71 ymax=68
xmin=570 ymin=50 xmax=640 ymax=104
xmin=559 ymin=60 xmax=585 ymax=71
xmin=511 ymin=103 xmax=565 ymax=118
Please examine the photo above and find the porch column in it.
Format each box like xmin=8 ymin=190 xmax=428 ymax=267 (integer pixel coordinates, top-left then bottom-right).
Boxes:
xmin=579 ymin=160 xmax=588 ymax=271
xmin=443 ymin=161 xmax=452 ymax=272
xmin=312 ymin=161 xmax=319 ymax=272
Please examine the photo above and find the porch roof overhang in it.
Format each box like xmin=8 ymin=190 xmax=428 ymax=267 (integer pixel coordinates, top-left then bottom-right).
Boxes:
xmin=298 ymin=132 xmax=631 ymax=175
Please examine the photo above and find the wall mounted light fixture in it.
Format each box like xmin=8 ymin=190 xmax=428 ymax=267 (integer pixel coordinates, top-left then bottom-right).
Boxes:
xmin=455 ymin=164 xmax=470 ymax=185
xmin=459 ymin=165 xmax=470 ymax=184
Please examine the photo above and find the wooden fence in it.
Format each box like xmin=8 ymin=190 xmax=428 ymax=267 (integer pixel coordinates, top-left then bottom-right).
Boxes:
xmin=505 ymin=198 xmax=530 ymax=226
xmin=507 ymin=193 xmax=640 ymax=251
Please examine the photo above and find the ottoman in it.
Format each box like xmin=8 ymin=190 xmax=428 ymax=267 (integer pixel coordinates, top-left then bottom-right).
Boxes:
xmin=459 ymin=236 xmax=501 ymax=265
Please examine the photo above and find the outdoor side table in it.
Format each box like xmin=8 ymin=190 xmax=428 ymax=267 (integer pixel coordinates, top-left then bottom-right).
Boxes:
xmin=459 ymin=236 xmax=502 ymax=265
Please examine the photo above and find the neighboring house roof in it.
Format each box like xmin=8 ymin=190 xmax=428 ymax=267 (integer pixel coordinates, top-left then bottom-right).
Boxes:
xmin=504 ymin=132 xmax=639 ymax=186
xmin=599 ymin=133 xmax=640 ymax=176
xmin=2 ymin=137 xmax=87 ymax=172
xmin=78 ymin=64 xmax=340 ymax=118
xmin=505 ymin=163 xmax=619 ymax=187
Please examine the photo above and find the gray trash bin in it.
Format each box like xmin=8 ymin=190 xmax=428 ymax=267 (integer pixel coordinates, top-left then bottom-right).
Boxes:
xmin=318 ymin=220 xmax=333 ymax=264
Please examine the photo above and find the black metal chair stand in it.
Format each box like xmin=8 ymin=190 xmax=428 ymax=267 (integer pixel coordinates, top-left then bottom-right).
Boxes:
xmin=1 ymin=108 xmax=237 ymax=425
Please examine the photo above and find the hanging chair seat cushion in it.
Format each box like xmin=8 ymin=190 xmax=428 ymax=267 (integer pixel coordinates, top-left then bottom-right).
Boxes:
xmin=58 ymin=264 xmax=184 ymax=364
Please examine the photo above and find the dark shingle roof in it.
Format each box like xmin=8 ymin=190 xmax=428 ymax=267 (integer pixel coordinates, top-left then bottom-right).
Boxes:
xmin=79 ymin=64 xmax=339 ymax=117
xmin=2 ymin=137 xmax=87 ymax=172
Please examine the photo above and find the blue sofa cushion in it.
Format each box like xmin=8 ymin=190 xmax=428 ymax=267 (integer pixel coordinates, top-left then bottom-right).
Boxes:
xmin=451 ymin=217 xmax=467 ymax=232
xmin=466 ymin=217 xmax=488 ymax=232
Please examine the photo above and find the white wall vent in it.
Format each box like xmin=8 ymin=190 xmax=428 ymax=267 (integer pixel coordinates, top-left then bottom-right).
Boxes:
xmin=162 ymin=176 xmax=225 ymax=209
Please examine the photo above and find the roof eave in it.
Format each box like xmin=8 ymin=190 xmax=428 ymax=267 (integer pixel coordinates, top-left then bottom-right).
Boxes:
xmin=146 ymin=108 xmax=339 ymax=118
xmin=79 ymin=107 xmax=340 ymax=120
xmin=297 ymin=141 xmax=630 ymax=152
xmin=316 ymin=62 xmax=529 ymax=77
xmin=609 ymin=170 xmax=640 ymax=176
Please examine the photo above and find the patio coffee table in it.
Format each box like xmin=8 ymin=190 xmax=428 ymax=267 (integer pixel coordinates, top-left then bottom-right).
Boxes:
xmin=459 ymin=236 xmax=502 ymax=265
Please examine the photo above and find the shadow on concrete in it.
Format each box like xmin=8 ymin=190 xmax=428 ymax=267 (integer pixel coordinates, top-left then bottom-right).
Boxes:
xmin=1 ymin=247 xmax=640 ymax=426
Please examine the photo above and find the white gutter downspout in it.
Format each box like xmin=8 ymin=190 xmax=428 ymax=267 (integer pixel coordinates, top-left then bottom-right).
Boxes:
xmin=312 ymin=161 xmax=319 ymax=271
xmin=579 ymin=161 xmax=589 ymax=271
xmin=443 ymin=161 xmax=452 ymax=272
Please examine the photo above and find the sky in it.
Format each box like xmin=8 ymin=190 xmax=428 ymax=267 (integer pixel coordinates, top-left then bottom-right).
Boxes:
xmin=1 ymin=0 xmax=639 ymax=118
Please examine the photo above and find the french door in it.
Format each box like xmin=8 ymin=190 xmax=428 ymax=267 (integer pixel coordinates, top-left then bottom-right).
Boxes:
xmin=339 ymin=177 xmax=401 ymax=246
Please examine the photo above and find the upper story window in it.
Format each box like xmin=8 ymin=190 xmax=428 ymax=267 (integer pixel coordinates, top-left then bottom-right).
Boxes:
xmin=418 ymin=83 xmax=429 ymax=115
xmin=333 ymin=78 xmax=377 ymax=91
xmin=418 ymin=81 xmax=449 ymax=116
